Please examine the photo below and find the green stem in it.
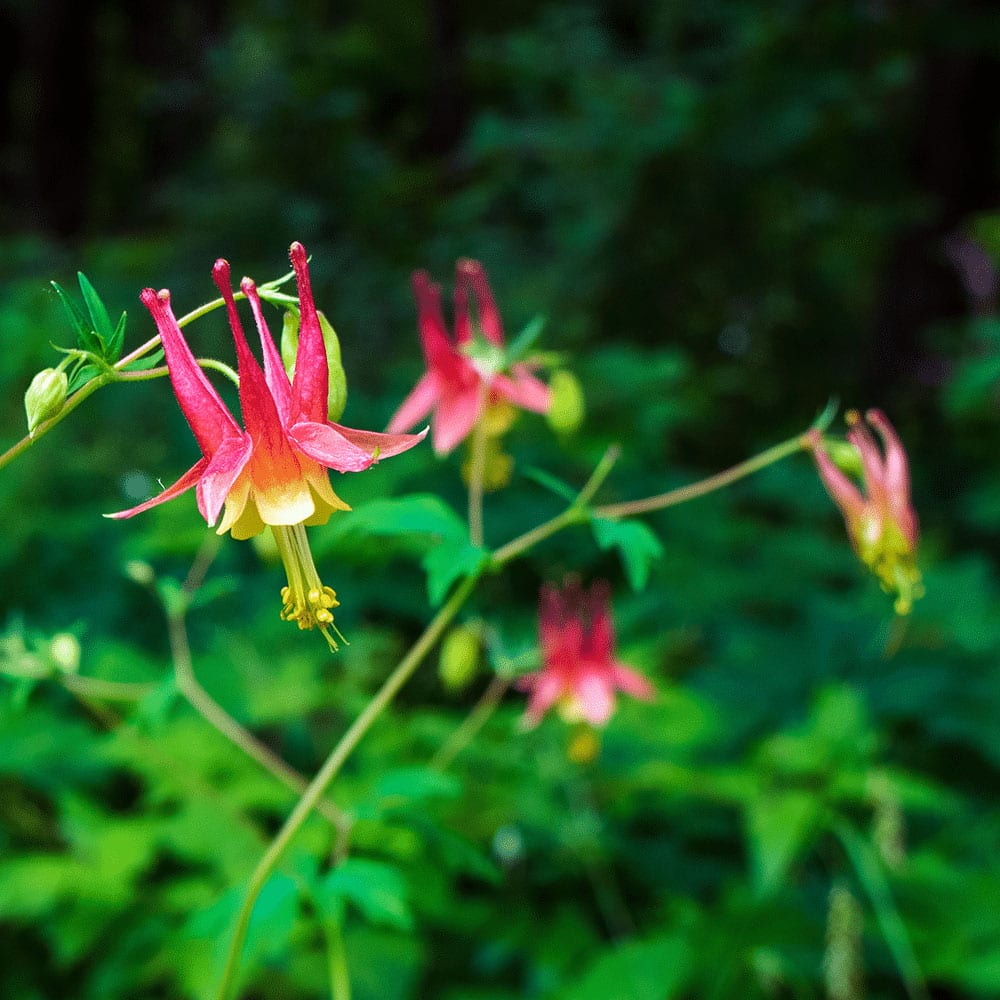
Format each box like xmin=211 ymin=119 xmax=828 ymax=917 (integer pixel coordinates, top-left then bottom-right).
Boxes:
xmin=215 ymin=570 xmax=484 ymax=1000
xmin=491 ymin=444 xmax=621 ymax=566
xmin=593 ymin=434 xmax=808 ymax=521
xmin=61 ymin=674 xmax=158 ymax=701
xmin=430 ymin=674 xmax=511 ymax=772
xmin=165 ymin=535 xmax=351 ymax=836
xmin=323 ymin=917 xmax=352 ymax=1000
xmin=467 ymin=392 xmax=490 ymax=548
xmin=116 ymin=358 xmax=240 ymax=387
xmin=833 ymin=820 xmax=929 ymax=1000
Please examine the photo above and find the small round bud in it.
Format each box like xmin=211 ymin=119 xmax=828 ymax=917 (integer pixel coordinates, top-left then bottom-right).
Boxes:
xmin=123 ymin=559 xmax=156 ymax=587
xmin=822 ymin=437 xmax=864 ymax=478
xmin=24 ymin=368 xmax=68 ymax=433
xmin=545 ymin=370 xmax=585 ymax=435
xmin=567 ymin=726 xmax=601 ymax=764
xmin=48 ymin=633 xmax=81 ymax=675
xmin=439 ymin=623 xmax=481 ymax=692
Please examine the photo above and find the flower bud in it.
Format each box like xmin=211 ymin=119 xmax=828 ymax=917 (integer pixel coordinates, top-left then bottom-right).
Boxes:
xmin=48 ymin=633 xmax=81 ymax=675
xmin=123 ymin=559 xmax=156 ymax=587
xmin=281 ymin=309 xmax=348 ymax=421
xmin=824 ymin=883 xmax=863 ymax=1000
xmin=821 ymin=437 xmax=863 ymax=478
xmin=439 ymin=623 xmax=481 ymax=692
xmin=545 ymin=370 xmax=585 ymax=435
xmin=24 ymin=368 xmax=68 ymax=433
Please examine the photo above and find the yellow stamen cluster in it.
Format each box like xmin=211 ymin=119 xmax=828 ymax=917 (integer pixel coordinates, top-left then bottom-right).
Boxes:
xmin=271 ymin=523 xmax=346 ymax=651
xmin=855 ymin=517 xmax=924 ymax=616
xmin=280 ymin=584 xmax=340 ymax=630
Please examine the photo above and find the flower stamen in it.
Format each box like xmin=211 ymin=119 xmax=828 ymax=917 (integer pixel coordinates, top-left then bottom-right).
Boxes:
xmin=272 ymin=522 xmax=346 ymax=651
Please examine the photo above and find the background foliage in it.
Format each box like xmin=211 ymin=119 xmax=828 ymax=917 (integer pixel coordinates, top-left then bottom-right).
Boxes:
xmin=2 ymin=1 xmax=1000 ymax=997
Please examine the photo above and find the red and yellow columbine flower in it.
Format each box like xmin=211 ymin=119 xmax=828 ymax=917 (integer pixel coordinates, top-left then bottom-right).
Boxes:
xmin=109 ymin=243 xmax=426 ymax=649
xmin=387 ymin=259 xmax=551 ymax=455
xmin=518 ymin=580 xmax=654 ymax=728
xmin=808 ymin=408 xmax=922 ymax=614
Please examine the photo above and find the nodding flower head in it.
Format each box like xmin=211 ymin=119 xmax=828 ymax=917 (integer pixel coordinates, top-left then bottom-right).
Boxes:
xmin=108 ymin=243 xmax=426 ymax=649
xmin=518 ymin=579 xmax=654 ymax=728
xmin=387 ymin=259 xmax=551 ymax=455
xmin=808 ymin=409 xmax=922 ymax=615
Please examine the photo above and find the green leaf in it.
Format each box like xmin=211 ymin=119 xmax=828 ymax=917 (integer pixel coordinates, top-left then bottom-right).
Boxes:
xmin=591 ymin=517 xmax=664 ymax=590
xmin=505 ymin=314 xmax=546 ymax=364
xmin=121 ymin=348 xmax=165 ymax=372
xmin=77 ymin=271 xmax=114 ymax=341
xmin=372 ymin=767 xmax=461 ymax=805
xmin=561 ymin=933 xmax=690 ymax=1000
xmin=51 ymin=280 xmax=100 ymax=354
xmin=316 ymin=859 xmax=413 ymax=931
xmin=746 ymin=790 xmax=822 ymax=896
xmin=330 ymin=495 xmax=467 ymax=545
xmin=67 ymin=363 xmax=103 ymax=393
xmin=107 ymin=310 xmax=127 ymax=362
xmin=422 ymin=540 xmax=488 ymax=605
xmin=522 ymin=466 xmax=578 ymax=502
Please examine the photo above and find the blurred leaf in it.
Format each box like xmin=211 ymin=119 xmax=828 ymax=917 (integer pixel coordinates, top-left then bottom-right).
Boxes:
xmin=591 ymin=517 xmax=664 ymax=590
xmin=422 ymin=540 xmax=488 ymax=605
xmin=317 ymin=859 xmax=413 ymax=931
xmin=746 ymin=790 xmax=822 ymax=896
xmin=559 ymin=933 xmax=690 ymax=1000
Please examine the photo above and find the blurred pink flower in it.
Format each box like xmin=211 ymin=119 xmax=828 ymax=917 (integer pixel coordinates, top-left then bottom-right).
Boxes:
xmin=519 ymin=580 xmax=654 ymax=728
xmin=808 ymin=408 xmax=922 ymax=614
xmin=387 ymin=259 xmax=550 ymax=455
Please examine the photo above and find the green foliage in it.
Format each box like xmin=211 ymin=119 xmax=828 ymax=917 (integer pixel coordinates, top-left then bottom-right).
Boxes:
xmin=1 ymin=2 xmax=998 ymax=999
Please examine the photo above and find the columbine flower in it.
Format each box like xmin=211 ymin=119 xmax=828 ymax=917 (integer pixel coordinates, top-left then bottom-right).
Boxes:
xmin=387 ymin=259 xmax=551 ymax=455
xmin=109 ymin=243 xmax=426 ymax=649
xmin=808 ymin=409 xmax=922 ymax=614
xmin=518 ymin=580 xmax=654 ymax=728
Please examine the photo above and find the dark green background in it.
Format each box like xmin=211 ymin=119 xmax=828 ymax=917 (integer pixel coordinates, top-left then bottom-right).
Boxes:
xmin=1 ymin=2 xmax=999 ymax=998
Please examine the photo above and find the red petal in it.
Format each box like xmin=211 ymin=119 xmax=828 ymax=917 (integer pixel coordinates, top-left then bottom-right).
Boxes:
xmin=140 ymin=289 xmax=240 ymax=455
xmin=575 ymin=671 xmax=615 ymax=726
xmin=287 ymin=421 xmax=378 ymax=473
xmin=457 ymin=259 xmax=504 ymax=346
xmin=387 ymin=371 xmax=441 ymax=434
xmin=327 ymin=421 xmax=428 ymax=459
xmin=492 ymin=365 xmax=552 ymax=413
xmin=105 ymin=458 xmax=208 ymax=519
xmin=242 ymin=277 xmax=292 ymax=427
xmin=289 ymin=242 xmax=330 ymax=425
xmin=413 ymin=271 xmax=462 ymax=374
xmin=196 ymin=432 xmax=253 ymax=525
xmin=213 ymin=260 xmax=294 ymax=464
xmin=808 ymin=429 xmax=866 ymax=531
xmin=610 ymin=662 xmax=655 ymax=700
xmin=431 ymin=386 xmax=483 ymax=455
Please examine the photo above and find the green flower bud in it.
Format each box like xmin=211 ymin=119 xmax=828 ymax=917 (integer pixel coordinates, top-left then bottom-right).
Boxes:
xmin=281 ymin=309 xmax=348 ymax=421
xmin=821 ymin=437 xmax=863 ymax=478
xmin=545 ymin=370 xmax=585 ymax=435
xmin=24 ymin=368 xmax=68 ymax=433
xmin=48 ymin=633 xmax=81 ymax=675
xmin=123 ymin=560 xmax=156 ymax=587
xmin=439 ymin=623 xmax=481 ymax=692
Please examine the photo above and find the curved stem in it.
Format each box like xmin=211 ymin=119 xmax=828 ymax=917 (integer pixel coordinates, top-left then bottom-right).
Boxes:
xmin=593 ymin=434 xmax=808 ymax=521
xmin=62 ymin=674 xmax=158 ymax=701
xmin=215 ymin=570 xmax=484 ymax=1000
xmin=1 ymin=290 xmax=253 ymax=473
xmin=466 ymin=395 xmax=490 ymax=548
xmin=430 ymin=674 xmax=511 ymax=772
xmin=491 ymin=444 xmax=621 ymax=566
xmin=167 ymin=535 xmax=351 ymax=836
xmin=323 ymin=917 xmax=352 ymax=1000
